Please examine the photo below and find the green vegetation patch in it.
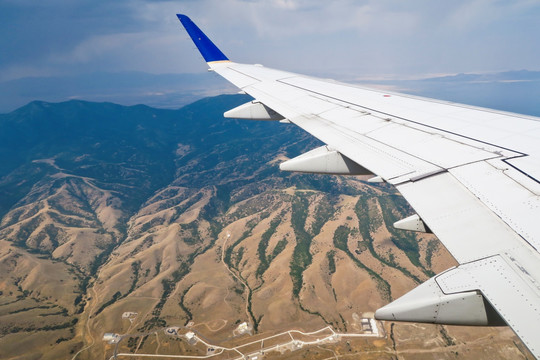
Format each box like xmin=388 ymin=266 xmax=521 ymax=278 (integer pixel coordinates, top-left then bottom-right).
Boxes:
xmin=333 ymin=225 xmax=392 ymax=302
xmin=289 ymin=194 xmax=313 ymax=298
xmin=178 ymin=285 xmax=194 ymax=326
xmin=126 ymin=260 xmax=141 ymax=296
xmin=256 ymin=216 xmax=281 ymax=279
xmin=425 ymin=239 xmax=439 ymax=269
xmin=378 ymin=195 xmax=421 ymax=266
xmin=94 ymin=291 xmax=122 ymax=316
xmin=309 ymin=196 xmax=335 ymax=236
xmin=439 ymin=325 xmax=456 ymax=346
xmin=355 ymin=194 xmax=422 ymax=287
xmin=271 ymin=238 xmax=287 ymax=259
xmin=179 ymin=221 xmax=202 ymax=245
xmin=224 ymin=229 xmax=252 ymax=270
xmin=326 ymin=250 xmax=336 ymax=275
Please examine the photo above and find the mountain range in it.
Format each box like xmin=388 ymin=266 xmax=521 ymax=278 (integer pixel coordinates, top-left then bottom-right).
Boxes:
xmin=3 ymin=69 xmax=540 ymax=116
xmin=0 ymin=95 xmax=531 ymax=359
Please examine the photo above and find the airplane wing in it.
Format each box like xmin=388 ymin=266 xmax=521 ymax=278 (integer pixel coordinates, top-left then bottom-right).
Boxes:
xmin=177 ymin=14 xmax=540 ymax=358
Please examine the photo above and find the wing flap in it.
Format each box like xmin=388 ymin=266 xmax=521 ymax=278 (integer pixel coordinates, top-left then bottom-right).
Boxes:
xmin=397 ymin=171 xmax=524 ymax=263
xmin=507 ymin=155 xmax=540 ymax=184
xmin=289 ymin=114 xmax=440 ymax=181
xmin=437 ymin=255 xmax=540 ymax=358
xmin=449 ymin=160 xmax=540 ymax=251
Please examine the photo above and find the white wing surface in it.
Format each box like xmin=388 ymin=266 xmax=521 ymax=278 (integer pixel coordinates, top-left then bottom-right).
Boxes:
xmin=177 ymin=14 xmax=540 ymax=358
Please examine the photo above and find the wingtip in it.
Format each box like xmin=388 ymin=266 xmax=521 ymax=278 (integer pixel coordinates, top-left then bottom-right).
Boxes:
xmin=176 ymin=14 xmax=192 ymax=26
xmin=176 ymin=14 xmax=229 ymax=63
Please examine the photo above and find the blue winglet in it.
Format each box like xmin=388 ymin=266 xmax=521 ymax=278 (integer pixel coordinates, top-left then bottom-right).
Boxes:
xmin=177 ymin=14 xmax=229 ymax=63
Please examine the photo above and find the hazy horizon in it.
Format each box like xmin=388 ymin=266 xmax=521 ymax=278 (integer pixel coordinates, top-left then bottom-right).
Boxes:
xmin=2 ymin=69 xmax=540 ymax=117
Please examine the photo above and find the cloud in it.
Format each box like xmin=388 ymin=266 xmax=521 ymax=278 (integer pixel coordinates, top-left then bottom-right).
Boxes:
xmin=1 ymin=0 xmax=539 ymax=82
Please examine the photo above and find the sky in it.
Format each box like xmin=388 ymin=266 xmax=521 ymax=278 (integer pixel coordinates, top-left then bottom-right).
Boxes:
xmin=2 ymin=0 xmax=540 ymax=80
xmin=1 ymin=0 xmax=540 ymax=111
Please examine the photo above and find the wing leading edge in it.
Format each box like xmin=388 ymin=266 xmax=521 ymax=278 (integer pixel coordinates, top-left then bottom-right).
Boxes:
xmin=176 ymin=14 xmax=540 ymax=358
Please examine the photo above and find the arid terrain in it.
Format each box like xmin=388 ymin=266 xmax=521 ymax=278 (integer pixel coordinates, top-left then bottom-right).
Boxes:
xmin=0 ymin=96 xmax=532 ymax=359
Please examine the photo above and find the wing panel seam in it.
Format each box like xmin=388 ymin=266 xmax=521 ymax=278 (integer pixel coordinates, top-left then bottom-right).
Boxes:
xmin=276 ymin=79 xmax=526 ymax=157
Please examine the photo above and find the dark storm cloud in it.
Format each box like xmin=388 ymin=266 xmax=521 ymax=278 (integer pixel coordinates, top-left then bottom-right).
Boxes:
xmin=1 ymin=0 xmax=540 ymax=81
xmin=0 ymin=2 xmax=138 ymax=72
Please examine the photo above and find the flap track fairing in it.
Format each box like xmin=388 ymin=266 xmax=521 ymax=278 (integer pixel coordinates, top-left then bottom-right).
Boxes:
xmin=224 ymin=101 xmax=284 ymax=121
xmin=280 ymin=145 xmax=372 ymax=175
xmin=375 ymin=271 xmax=505 ymax=326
